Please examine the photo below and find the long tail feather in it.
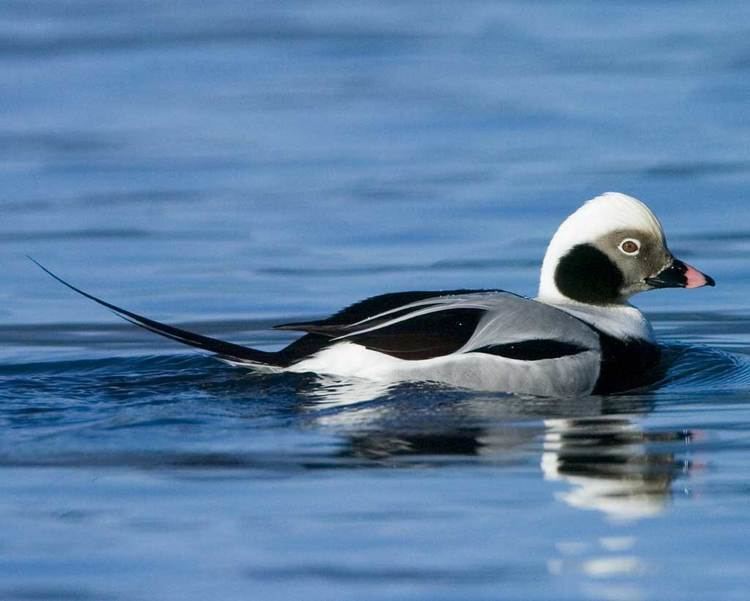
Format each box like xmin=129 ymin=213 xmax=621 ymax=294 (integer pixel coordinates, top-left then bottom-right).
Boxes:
xmin=29 ymin=257 xmax=282 ymax=366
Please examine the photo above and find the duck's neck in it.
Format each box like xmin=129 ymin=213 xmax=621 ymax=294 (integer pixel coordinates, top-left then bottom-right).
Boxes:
xmin=537 ymin=296 xmax=655 ymax=343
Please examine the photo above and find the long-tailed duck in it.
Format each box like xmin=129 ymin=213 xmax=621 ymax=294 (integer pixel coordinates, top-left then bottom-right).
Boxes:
xmin=33 ymin=192 xmax=714 ymax=396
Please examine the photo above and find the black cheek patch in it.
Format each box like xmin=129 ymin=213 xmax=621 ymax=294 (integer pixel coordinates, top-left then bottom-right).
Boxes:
xmin=554 ymin=244 xmax=624 ymax=305
xmin=471 ymin=339 xmax=588 ymax=361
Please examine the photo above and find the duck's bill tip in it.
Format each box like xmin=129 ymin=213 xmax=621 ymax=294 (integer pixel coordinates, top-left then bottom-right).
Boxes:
xmin=684 ymin=263 xmax=715 ymax=288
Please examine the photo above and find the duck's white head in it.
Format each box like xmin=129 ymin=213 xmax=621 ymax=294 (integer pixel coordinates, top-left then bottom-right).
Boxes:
xmin=538 ymin=192 xmax=714 ymax=306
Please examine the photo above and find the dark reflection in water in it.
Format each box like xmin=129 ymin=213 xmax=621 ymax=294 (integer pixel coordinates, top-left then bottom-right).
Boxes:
xmin=541 ymin=416 xmax=692 ymax=520
xmin=317 ymin=393 xmax=693 ymax=520
xmin=244 ymin=562 xmax=530 ymax=584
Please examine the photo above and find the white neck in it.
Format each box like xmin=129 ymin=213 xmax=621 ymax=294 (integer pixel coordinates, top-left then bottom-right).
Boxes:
xmin=537 ymin=297 xmax=655 ymax=342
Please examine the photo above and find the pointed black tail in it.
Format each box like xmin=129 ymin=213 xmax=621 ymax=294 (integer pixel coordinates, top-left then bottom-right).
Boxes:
xmin=29 ymin=257 xmax=285 ymax=367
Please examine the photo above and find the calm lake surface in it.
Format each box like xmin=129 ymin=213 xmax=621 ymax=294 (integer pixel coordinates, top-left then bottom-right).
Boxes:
xmin=2 ymin=2 xmax=750 ymax=600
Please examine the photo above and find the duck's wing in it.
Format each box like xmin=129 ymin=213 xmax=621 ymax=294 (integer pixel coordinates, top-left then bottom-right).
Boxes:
xmin=276 ymin=290 xmax=600 ymax=362
xmin=276 ymin=289 xmax=499 ymax=334
xmin=275 ymin=289 xmax=498 ymax=361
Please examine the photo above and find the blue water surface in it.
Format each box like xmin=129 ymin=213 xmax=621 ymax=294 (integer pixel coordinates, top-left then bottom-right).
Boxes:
xmin=2 ymin=2 xmax=750 ymax=600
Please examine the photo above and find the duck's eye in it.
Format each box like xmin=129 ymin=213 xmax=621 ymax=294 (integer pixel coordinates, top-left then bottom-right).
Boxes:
xmin=619 ymin=238 xmax=641 ymax=255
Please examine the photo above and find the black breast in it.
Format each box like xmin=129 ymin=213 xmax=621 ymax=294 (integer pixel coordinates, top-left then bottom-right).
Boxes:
xmin=593 ymin=331 xmax=663 ymax=394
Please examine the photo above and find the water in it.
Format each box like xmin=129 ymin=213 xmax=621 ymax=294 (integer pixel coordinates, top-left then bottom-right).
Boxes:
xmin=2 ymin=1 xmax=750 ymax=599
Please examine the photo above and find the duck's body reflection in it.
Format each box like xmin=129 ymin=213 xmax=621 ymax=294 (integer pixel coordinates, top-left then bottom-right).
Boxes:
xmin=294 ymin=376 xmax=698 ymax=599
xmin=303 ymin=377 xmax=693 ymax=520
xmin=542 ymin=416 xmax=691 ymax=520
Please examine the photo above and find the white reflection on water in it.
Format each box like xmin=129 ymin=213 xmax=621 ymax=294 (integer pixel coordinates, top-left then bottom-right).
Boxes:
xmin=552 ymin=536 xmax=648 ymax=601
xmin=583 ymin=555 xmax=644 ymax=577
xmin=301 ymin=374 xmax=398 ymax=407
xmin=542 ymin=416 xmax=691 ymax=521
xmin=539 ymin=416 xmax=697 ymax=601
xmin=309 ymin=386 xmax=694 ymax=523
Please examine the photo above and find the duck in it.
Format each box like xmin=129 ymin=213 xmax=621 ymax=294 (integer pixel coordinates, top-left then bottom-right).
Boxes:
xmin=33 ymin=192 xmax=714 ymax=397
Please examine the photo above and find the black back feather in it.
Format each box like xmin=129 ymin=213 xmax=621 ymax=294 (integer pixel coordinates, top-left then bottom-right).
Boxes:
xmin=275 ymin=289 xmax=499 ymax=337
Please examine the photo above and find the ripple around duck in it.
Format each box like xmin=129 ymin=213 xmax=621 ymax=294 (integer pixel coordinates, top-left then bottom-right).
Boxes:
xmin=2 ymin=307 xmax=749 ymax=470
xmin=3 ymin=336 xmax=750 ymax=403
xmin=656 ymin=343 xmax=750 ymax=393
